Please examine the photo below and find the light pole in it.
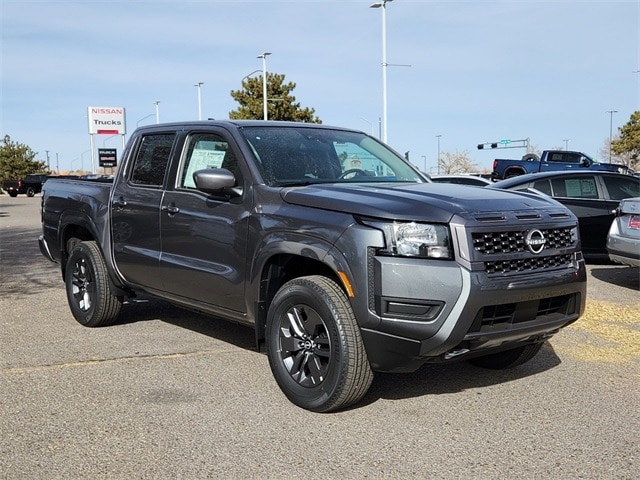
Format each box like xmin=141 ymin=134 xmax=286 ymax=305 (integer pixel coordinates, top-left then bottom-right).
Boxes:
xmin=80 ymin=149 xmax=91 ymax=173
xmin=421 ymin=155 xmax=427 ymax=173
xmin=607 ymin=110 xmax=618 ymax=162
xmin=563 ymin=139 xmax=569 ymax=150
xmin=154 ymin=101 xmax=160 ymax=124
xmin=370 ymin=0 xmax=392 ymax=144
xmin=136 ymin=114 xmax=155 ymax=127
xmin=194 ymin=82 xmax=204 ymax=120
xmin=436 ymin=134 xmax=442 ymax=174
xmin=257 ymin=52 xmax=272 ymax=120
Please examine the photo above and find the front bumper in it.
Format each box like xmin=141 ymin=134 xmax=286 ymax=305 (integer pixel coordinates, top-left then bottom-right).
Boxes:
xmin=38 ymin=235 xmax=56 ymax=263
xmin=361 ymin=255 xmax=586 ymax=372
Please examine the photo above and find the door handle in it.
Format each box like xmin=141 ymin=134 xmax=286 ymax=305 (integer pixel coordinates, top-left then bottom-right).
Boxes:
xmin=112 ymin=197 xmax=128 ymax=209
xmin=162 ymin=204 xmax=180 ymax=215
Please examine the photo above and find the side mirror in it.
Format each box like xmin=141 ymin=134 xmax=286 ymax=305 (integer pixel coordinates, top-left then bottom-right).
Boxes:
xmin=580 ymin=157 xmax=590 ymax=167
xmin=193 ymin=169 xmax=242 ymax=197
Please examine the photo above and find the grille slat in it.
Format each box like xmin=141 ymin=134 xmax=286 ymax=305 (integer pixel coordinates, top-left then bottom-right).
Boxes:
xmin=484 ymin=254 xmax=573 ymax=274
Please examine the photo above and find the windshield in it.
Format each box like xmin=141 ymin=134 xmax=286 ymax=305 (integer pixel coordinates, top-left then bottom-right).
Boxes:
xmin=239 ymin=125 xmax=424 ymax=186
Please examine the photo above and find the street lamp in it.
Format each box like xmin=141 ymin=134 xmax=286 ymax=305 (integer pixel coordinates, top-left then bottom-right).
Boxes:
xmin=563 ymin=139 xmax=569 ymax=150
xmin=436 ymin=134 xmax=442 ymax=174
xmin=194 ymin=82 xmax=204 ymax=120
xmin=136 ymin=114 xmax=155 ymax=127
xmin=257 ymin=52 xmax=272 ymax=120
xmin=370 ymin=0 xmax=392 ymax=144
xmin=154 ymin=101 xmax=160 ymax=124
xmin=607 ymin=110 xmax=618 ymax=162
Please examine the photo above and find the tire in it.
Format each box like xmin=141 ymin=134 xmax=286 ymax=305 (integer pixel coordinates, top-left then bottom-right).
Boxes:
xmin=65 ymin=241 xmax=122 ymax=327
xmin=522 ymin=153 xmax=540 ymax=162
xmin=468 ymin=342 xmax=543 ymax=369
xmin=266 ymin=276 xmax=373 ymax=412
xmin=26 ymin=187 xmax=35 ymax=197
xmin=8 ymin=191 xmax=17 ymax=197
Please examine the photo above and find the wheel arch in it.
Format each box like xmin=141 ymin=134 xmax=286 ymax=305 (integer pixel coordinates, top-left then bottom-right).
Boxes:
xmin=504 ymin=166 xmax=526 ymax=178
xmin=253 ymin=250 xmax=350 ymax=350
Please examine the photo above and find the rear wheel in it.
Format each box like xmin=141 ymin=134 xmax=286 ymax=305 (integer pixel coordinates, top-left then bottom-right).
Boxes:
xmin=65 ymin=241 xmax=122 ymax=327
xmin=468 ymin=343 xmax=544 ymax=369
xmin=266 ymin=276 xmax=373 ymax=412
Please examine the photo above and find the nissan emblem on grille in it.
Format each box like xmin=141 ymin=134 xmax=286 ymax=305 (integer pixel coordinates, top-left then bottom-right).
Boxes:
xmin=525 ymin=229 xmax=546 ymax=254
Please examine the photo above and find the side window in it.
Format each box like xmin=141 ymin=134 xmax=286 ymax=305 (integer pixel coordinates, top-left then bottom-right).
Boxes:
xmin=178 ymin=133 xmax=239 ymax=189
xmin=547 ymin=152 xmax=564 ymax=163
xmin=130 ymin=134 xmax=175 ymax=186
xmin=551 ymin=176 xmax=598 ymax=199
xmin=532 ymin=179 xmax=552 ymax=195
xmin=564 ymin=153 xmax=581 ymax=164
xmin=602 ymin=175 xmax=640 ymax=200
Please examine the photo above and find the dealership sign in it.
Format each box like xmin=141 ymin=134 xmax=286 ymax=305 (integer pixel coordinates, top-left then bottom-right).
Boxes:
xmin=98 ymin=148 xmax=117 ymax=167
xmin=87 ymin=106 xmax=126 ymax=135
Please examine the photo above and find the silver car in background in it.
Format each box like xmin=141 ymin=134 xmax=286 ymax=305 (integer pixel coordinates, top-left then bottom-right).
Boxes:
xmin=607 ymin=197 xmax=640 ymax=267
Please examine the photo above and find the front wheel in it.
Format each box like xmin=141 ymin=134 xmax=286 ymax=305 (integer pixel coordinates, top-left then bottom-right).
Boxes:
xmin=468 ymin=342 xmax=544 ymax=369
xmin=65 ymin=241 xmax=122 ymax=327
xmin=26 ymin=187 xmax=35 ymax=197
xmin=266 ymin=276 xmax=373 ymax=412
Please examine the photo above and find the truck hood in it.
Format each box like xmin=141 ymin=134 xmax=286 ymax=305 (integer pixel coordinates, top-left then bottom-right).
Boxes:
xmin=280 ymin=182 xmax=564 ymax=222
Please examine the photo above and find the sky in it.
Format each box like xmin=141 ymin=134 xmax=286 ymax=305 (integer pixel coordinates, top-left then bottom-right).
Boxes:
xmin=1 ymin=0 xmax=639 ymax=174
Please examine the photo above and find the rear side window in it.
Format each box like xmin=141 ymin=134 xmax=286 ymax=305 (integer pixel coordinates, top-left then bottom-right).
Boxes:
xmin=130 ymin=134 xmax=175 ymax=186
xmin=532 ymin=179 xmax=552 ymax=195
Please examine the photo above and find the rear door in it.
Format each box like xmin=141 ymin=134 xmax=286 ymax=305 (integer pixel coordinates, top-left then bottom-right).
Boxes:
xmin=111 ymin=132 xmax=175 ymax=290
xmin=158 ymin=129 xmax=250 ymax=315
xmin=542 ymin=174 xmax=611 ymax=253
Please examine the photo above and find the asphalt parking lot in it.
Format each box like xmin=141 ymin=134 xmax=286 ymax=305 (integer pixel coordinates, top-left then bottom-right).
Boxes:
xmin=1 ymin=194 xmax=638 ymax=479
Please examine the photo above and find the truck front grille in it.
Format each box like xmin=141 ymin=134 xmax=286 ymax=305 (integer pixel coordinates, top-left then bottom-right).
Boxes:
xmin=472 ymin=227 xmax=574 ymax=254
xmin=484 ymin=253 xmax=573 ymax=274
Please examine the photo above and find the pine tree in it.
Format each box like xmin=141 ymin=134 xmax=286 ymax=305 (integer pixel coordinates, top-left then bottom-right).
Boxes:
xmin=229 ymin=73 xmax=321 ymax=123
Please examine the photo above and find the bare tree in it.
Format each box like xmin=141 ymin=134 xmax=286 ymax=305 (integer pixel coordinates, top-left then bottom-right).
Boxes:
xmin=438 ymin=150 xmax=479 ymax=174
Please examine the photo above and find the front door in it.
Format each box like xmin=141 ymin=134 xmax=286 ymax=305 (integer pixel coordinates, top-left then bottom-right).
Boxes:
xmin=158 ymin=131 xmax=250 ymax=315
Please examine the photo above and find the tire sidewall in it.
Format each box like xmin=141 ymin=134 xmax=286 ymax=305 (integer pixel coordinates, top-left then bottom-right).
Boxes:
xmin=266 ymin=279 xmax=347 ymax=411
xmin=64 ymin=242 xmax=102 ymax=326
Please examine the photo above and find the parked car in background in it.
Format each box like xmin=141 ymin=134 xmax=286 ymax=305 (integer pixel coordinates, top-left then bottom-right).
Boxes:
xmin=430 ymin=174 xmax=492 ymax=186
xmin=489 ymin=171 xmax=640 ymax=259
xmin=607 ymin=197 xmax=640 ymax=267
xmin=2 ymin=174 xmax=49 ymax=197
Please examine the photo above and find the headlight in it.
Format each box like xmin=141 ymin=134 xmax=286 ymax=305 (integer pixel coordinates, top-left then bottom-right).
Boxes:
xmin=360 ymin=219 xmax=452 ymax=259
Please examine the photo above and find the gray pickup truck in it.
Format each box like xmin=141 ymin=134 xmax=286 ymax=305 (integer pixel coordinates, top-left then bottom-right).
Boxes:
xmin=39 ymin=121 xmax=586 ymax=412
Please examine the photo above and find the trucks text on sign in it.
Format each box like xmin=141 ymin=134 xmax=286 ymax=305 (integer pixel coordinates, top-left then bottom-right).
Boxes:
xmin=87 ymin=106 xmax=126 ymax=135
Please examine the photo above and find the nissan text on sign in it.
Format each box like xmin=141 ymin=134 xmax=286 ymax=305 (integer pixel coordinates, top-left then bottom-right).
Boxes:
xmin=87 ymin=107 xmax=126 ymax=135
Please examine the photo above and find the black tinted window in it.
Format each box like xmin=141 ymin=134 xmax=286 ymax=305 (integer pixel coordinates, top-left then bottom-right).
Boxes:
xmin=130 ymin=134 xmax=175 ymax=186
xmin=602 ymin=175 xmax=640 ymax=200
